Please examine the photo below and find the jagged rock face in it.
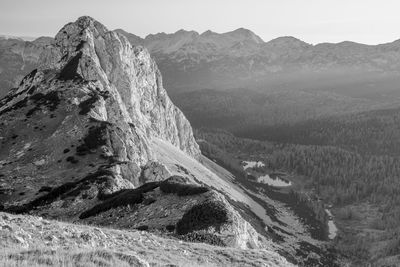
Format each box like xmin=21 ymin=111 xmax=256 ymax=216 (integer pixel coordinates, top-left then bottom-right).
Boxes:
xmin=43 ymin=16 xmax=199 ymax=159
xmin=0 ymin=16 xmax=199 ymax=213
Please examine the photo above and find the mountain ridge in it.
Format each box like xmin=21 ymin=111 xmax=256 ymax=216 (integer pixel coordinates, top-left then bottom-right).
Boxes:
xmin=112 ymin=28 xmax=400 ymax=93
xmin=3 ymin=28 xmax=400 ymax=97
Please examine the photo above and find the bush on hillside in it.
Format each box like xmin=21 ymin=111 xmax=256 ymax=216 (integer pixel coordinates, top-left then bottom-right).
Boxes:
xmin=79 ymin=182 xmax=160 ymax=219
xmin=176 ymin=201 xmax=230 ymax=235
xmin=160 ymin=176 xmax=210 ymax=196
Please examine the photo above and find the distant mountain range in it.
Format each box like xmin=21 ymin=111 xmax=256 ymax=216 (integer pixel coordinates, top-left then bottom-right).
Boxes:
xmin=112 ymin=28 xmax=400 ymax=130
xmin=0 ymin=36 xmax=53 ymax=96
xmin=0 ymin=34 xmax=38 ymax=41
xmin=2 ymin=28 xmax=400 ymax=95
xmin=115 ymin=28 xmax=400 ymax=92
xmin=1 ymin=28 xmax=400 ymax=131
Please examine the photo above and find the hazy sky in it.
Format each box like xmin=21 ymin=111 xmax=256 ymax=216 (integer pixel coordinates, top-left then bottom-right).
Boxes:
xmin=0 ymin=0 xmax=399 ymax=44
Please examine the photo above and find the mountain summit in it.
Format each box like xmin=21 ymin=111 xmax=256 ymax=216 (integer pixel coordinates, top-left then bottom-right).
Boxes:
xmin=0 ymin=15 xmax=201 ymax=210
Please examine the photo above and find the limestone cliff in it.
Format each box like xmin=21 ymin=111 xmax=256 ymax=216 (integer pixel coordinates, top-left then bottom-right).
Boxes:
xmin=0 ymin=16 xmax=199 ymax=198
xmin=46 ymin=16 xmax=200 ymax=159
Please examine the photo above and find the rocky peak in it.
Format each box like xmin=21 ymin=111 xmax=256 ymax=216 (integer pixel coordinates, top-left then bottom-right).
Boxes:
xmin=114 ymin=29 xmax=144 ymax=46
xmin=0 ymin=16 xmax=200 ymax=213
xmin=174 ymin=29 xmax=199 ymax=37
xmin=51 ymin=16 xmax=199 ymax=157
xmin=225 ymin=28 xmax=264 ymax=44
xmin=200 ymin=30 xmax=216 ymax=37
xmin=31 ymin=36 xmax=53 ymax=46
xmin=264 ymin=36 xmax=311 ymax=49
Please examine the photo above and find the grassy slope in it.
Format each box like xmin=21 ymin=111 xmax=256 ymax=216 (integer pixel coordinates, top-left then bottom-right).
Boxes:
xmin=0 ymin=212 xmax=291 ymax=267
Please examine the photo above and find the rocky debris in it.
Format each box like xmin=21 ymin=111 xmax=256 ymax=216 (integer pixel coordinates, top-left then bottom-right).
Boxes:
xmin=0 ymin=212 xmax=293 ymax=267
xmin=140 ymin=161 xmax=171 ymax=183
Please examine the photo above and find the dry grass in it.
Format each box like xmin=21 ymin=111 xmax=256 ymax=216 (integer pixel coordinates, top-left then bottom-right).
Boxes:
xmin=0 ymin=212 xmax=292 ymax=267
xmin=0 ymin=247 xmax=148 ymax=267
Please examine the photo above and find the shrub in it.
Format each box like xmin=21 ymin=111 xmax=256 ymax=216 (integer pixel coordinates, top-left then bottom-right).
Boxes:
xmin=38 ymin=186 xmax=52 ymax=193
xmin=136 ymin=225 xmax=149 ymax=231
xmin=160 ymin=176 xmax=210 ymax=196
xmin=66 ymin=156 xmax=79 ymax=164
xmin=26 ymin=91 xmax=61 ymax=117
xmin=166 ymin=225 xmax=175 ymax=232
xmin=76 ymin=124 xmax=108 ymax=156
xmin=176 ymin=201 xmax=230 ymax=235
xmin=78 ymin=93 xmax=100 ymax=115
xmin=7 ymin=169 xmax=114 ymax=214
xmin=180 ymin=232 xmax=226 ymax=247
xmin=79 ymin=182 xmax=160 ymax=219
xmin=0 ymin=97 xmax=28 ymax=116
xmin=142 ymin=198 xmax=156 ymax=205
xmin=8 ymin=181 xmax=78 ymax=214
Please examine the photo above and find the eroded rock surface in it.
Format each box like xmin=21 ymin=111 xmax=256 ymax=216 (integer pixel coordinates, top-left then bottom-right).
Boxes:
xmin=0 ymin=16 xmax=199 ymax=213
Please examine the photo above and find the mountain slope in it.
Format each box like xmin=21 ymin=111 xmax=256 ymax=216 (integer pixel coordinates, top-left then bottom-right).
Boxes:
xmin=0 ymin=212 xmax=292 ymax=267
xmin=0 ymin=16 xmax=298 ymax=264
xmin=7 ymin=29 xmax=400 ymax=96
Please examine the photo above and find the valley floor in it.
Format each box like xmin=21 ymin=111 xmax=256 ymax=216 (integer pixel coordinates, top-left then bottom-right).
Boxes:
xmin=0 ymin=212 xmax=292 ymax=267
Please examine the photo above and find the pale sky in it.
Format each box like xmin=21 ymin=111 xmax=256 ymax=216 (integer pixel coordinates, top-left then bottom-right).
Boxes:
xmin=0 ymin=0 xmax=399 ymax=44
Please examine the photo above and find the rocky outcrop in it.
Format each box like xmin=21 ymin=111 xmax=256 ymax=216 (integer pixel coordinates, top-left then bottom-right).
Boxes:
xmin=79 ymin=178 xmax=263 ymax=249
xmin=0 ymin=16 xmax=199 ymax=213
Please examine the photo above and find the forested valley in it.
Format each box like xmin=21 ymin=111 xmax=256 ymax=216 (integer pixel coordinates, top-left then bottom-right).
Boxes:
xmin=236 ymin=106 xmax=400 ymax=156
xmin=196 ymin=106 xmax=400 ymax=264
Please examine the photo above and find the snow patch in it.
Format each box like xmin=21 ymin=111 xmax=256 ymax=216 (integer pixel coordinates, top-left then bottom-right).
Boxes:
xmin=325 ymin=209 xmax=338 ymax=239
xmin=242 ymin=161 xmax=265 ymax=170
xmin=257 ymin=174 xmax=292 ymax=187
